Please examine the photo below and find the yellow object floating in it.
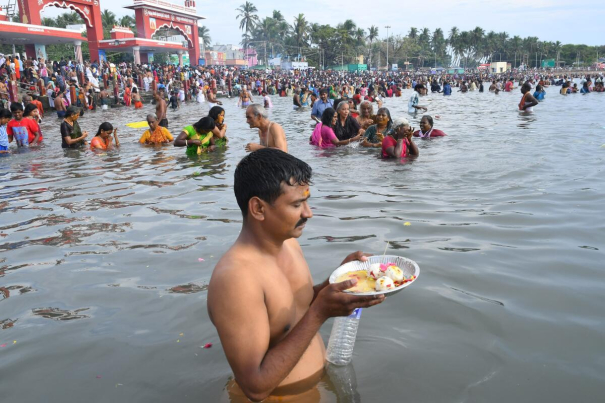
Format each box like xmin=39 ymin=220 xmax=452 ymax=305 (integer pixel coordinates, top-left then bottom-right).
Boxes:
xmin=126 ymin=121 xmax=149 ymax=129
xmin=404 ymin=222 xmax=411 ymax=226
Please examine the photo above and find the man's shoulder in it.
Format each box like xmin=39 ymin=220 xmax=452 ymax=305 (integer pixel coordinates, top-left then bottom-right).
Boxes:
xmin=209 ymin=248 xmax=264 ymax=296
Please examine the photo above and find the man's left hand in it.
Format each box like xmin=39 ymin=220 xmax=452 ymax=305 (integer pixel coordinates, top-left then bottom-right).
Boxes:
xmin=340 ymin=251 xmax=372 ymax=266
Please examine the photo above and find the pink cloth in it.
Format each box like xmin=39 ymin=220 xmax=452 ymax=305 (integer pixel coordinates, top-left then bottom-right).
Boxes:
xmin=310 ymin=123 xmax=337 ymax=148
xmin=413 ymin=128 xmax=447 ymax=138
xmin=381 ymin=136 xmax=409 ymax=158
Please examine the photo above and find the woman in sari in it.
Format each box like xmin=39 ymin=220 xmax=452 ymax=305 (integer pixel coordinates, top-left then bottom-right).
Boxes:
xmin=208 ymin=106 xmax=228 ymax=147
xmin=174 ymin=117 xmax=216 ymax=156
xmin=90 ymin=122 xmax=120 ymax=151
xmin=60 ymin=106 xmax=87 ymax=149
xmin=309 ymin=108 xmax=360 ymax=148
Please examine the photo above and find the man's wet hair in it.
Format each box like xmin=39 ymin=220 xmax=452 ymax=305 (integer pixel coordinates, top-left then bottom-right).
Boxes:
xmin=234 ymin=149 xmax=312 ymax=218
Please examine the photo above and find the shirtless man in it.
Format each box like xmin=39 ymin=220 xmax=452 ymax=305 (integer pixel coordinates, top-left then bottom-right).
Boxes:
xmin=154 ymin=91 xmax=168 ymax=128
xmin=54 ymin=91 xmax=67 ymax=118
xmin=207 ymin=88 xmax=222 ymax=105
xmin=239 ymin=85 xmax=252 ymax=108
xmin=244 ymin=104 xmax=288 ymax=153
xmin=208 ymin=149 xmax=384 ymax=401
xmin=292 ymin=85 xmax=302 ymax=109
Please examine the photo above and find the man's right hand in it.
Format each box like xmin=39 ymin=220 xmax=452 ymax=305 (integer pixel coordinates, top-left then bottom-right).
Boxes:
xmin=310 ymin=279 xmax=384 ymax=322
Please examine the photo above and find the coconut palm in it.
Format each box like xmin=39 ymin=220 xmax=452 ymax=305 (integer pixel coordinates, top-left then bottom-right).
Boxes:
xmin=41 ymin=17 xmax=57 ymax=27
xmin=236 ymin=1 xmax=260 ymax=52
xmin=101 ymin=10 xmax=117 ymax=30
xmin=118 ymin=15 xmax=135 ymax=29
xmin=198 ymin=26 xmax=212 ymax=49
xmin=408 ymin=27 xmax=418 ymax=41
xmin=56 ymin=12 xmax=83 ymax=28
xmin=292 ymin=14 xmax=308 ymax=50
xmin=367 ymin=25 xmax=379 ymax=68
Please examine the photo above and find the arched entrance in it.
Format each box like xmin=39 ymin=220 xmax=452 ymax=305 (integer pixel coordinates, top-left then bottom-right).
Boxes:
xmin=19 ymin=0 xmax=104 ymax=61
xmin=127 ymin=0 xmax=203 ymax=65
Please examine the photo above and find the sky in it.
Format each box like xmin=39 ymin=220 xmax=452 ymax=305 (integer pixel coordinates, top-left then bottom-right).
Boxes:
xmin=41 ymin=0 xmax=605 ymax=47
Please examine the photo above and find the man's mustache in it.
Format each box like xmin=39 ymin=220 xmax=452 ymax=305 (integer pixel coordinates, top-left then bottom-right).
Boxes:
xmin=295 ymin=218 xmax=307 ymax=228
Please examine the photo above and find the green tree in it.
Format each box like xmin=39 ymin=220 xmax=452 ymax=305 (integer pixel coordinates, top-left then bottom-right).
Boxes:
xmin=408 ymin=27 xmax=418 ymax=41
xmin=367 ymin=25 xmax=379 ymax=68
xmin=198 ymin=26 xmax=212 ymax=49
xmin=236 ymin=1 xmax=260 ymax=52
xmin=292 ymin=14 xmax=309 ymax=51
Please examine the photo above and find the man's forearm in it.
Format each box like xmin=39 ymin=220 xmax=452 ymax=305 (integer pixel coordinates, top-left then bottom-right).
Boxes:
xmin=312 ymin=279 xmax=329 ymax=302
xmin=239 ymin=307 xmax=325 ymax=401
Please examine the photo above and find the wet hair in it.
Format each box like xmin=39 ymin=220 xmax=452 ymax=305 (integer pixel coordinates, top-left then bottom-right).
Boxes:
xmin=321 ymin=107 xmax=336 ymax=127
xmin=376 ymin=107 xmax=393 ymax=126
xmin=0 ymin=108 xmax=12 ymax=119
xmin=10 ymin=103 xmax=23 ymax=112
xmin=96 ymin=122 xmax=113 ymax=136
xmin=23 ymin=103 xmax=38 ymax=117
xmin=234 ymin=148 xmax=312 ymax=218
xmin=521 ymin=83 xmax=532 ymax=93
xmin=536 ymin=84 xmax=543 ymax=92
xmin=319 ymin=88 xmax=329 ymax=95
xmin=193 ymin=116 xmax=215 ymax=133
xmin=421 ymin=115 xmax=434 ymax=128
xmin=65 ymin=106 xmax=80 ymax=118
xmin=248 ymin=104 xmax=268 ymax=119
xmin=208 ymin=106 xmax=225 ymax=121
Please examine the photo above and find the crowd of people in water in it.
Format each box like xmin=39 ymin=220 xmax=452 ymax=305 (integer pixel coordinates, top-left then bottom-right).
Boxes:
xmin=2 ymin=53 xmax=604 ymax=402
xmin=0 ymin=54 xmax=603 ymax=156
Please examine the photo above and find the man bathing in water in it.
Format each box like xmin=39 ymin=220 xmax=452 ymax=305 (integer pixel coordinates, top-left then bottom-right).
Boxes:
xmin=208 ymin=149 xmax=384 ymax=401
xmin=154 ymin=91 xmax=168 ymax=128
xmin=244 ymin=104 xmax=288 ymax=153
xmin=239 ymin=85 xmax=252 ymax=108
xmin=519 ymin=83 xmax=539 ymax=113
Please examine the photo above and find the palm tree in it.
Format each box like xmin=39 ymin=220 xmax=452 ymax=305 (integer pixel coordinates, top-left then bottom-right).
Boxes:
xmin=198 ymin=26 xmax=211 ymax=50
xmin=408 ymin=27 xmax=418 ymax=41
xmin=292 ymin=14 xmax=308 ymax=51
xmin=510 ymin=35 xmax=522 ymax=67
xmin=41 ymin=17 xmax=57 ymax=27
xmin=101 ymin=10 xmax=117 ymax=30
xmin=470 ymin=26 xmax=485 ymax=64
xmin=56 ymin=12 xmax=83 ymax=28
xmin=553 ymin=40 xmax=562 ymax=67
xmin=431 ymin=28 xmax=446 ymax=66
xmin=448 ymin=27 xmax=459 ymax=66
xmin=367 ymin=26 xmax=379 ymax=68
xmin=236 ymin=1 xmax=259 ymax=53
xmin=118 ymin=15 xmax=135 ymax=29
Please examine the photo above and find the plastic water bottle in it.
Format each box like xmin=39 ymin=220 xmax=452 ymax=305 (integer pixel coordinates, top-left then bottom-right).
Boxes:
xmin=326 ymin=362 xmax=361 ymax=403
xmin=326 ymin=308 xmax=362 ymax=365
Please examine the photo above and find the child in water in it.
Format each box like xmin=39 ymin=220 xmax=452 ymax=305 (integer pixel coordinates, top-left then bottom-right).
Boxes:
xmin=169 ymin=91 xmax=180 ymax=110
xmin=533 ymin=85 xmax=546 ymax=101
xmin=0 ymin=108 xmax=11 ymax=153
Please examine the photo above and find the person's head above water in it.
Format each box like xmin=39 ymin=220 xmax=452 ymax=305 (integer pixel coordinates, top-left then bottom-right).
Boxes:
xmin=208 ymin=105 xmax=225 ymax=123
xmin=245 ymin=104 xmax=268 ymax=128
xmin=420 ymin=115 xmax=434 ymax=132
xmin=193 ymin=116 xmax=215 ymax=134
xmin=234 ymin=149 xmax=313 ymax=237
xmin=321 ymin=107 xmax=337 ymax=127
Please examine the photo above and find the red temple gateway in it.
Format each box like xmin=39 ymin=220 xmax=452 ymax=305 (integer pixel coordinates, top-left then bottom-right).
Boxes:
xmin=3 ymin=0 xmax=204 ymax=65
xmin=125 ymin=0 xmax=203 ymax=64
